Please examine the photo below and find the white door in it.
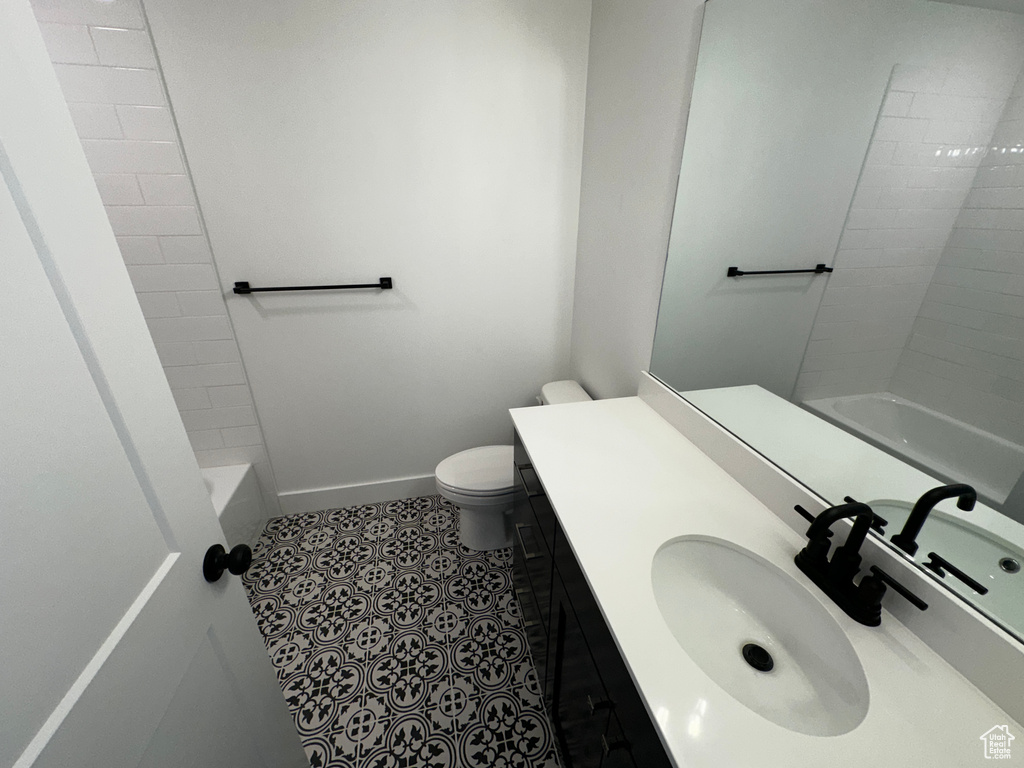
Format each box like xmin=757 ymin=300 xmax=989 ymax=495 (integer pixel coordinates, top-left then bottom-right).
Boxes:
xmin=0 ymin=3 xmax=308 ymax=767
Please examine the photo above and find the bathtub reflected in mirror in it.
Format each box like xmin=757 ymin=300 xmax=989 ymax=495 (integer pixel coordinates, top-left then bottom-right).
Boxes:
xmin=804 ymin=393 xmax=1024 ymax=520
xmin=650 ymin=0 xmax=1024 ymax=640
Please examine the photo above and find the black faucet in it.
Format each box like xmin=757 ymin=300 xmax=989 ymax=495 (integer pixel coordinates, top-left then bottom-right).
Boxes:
xmin=890 ymin=484 xmax=976 ymax=557
xmin=795 ymin=501 xmax=876 ymax=581
xmin=795 ymin=501 xmax=927 ymax=626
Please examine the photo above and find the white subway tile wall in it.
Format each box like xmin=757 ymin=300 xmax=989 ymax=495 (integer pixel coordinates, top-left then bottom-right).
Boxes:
xmin=891 ymin=66 xmax=1024 ymax=445
xmin=116 ymin=105 xmax=177 ymax=140
xmin=81 ymin=139 xmax=183 ymax=174
xmin=54 ymin=63 xmax=165 ymax=104
xmin=90 ymin=27 xmax=158 ymax=68
xmin=31 ymin=0 xmax=280 ymax=514
xmin=795 ymin=64 xmax=1019 ymax=403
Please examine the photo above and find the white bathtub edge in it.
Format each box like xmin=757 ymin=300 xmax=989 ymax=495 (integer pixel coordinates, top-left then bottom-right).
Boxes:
xmin=200 ymin=464 xmax=267 ymax=548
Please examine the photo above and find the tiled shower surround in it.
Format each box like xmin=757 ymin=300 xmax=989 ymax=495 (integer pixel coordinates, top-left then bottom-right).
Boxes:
xmin=796 ymin=60 xmax=1024 ymax=448
xmin=795 ymin=63 xmax=1019 ymax=403
xmin=30 ymin=0 xmax=279 ymax=513
xmin=243 ymin=494 xmax=560 ymax=768
xmin=892 ymin=66 xmax=1024 ymax=445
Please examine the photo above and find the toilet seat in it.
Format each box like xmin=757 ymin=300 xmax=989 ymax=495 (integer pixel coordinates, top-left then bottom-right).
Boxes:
xmin=435 ymin=483 xmax=514 ymax=508
xmin=434 ymin=445 xmax=515 ymax=500
xmin=435 ymin=445 xmax=516 ymax=550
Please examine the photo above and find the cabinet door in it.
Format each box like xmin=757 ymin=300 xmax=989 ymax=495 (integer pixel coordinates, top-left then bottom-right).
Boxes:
xmin=552 ymin=520 xmax=674 ymax=768
xmin=600 ymin=713 xmax=638 ymax=768
xmin=511 ymin=464 xmax=551 ymax=697
xmin=521 ymin=464 xmax=558 ymax=551
xmin=516 ymin=464 xmax=555 ymax=631
xmin=551 ymin=576 xmax=610 ymax=768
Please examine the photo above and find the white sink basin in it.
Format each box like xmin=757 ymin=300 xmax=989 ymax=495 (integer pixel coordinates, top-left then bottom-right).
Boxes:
xmin=651 ymin=536 xmax=869 ymax=736
xmin=869 ymin=499 xmax=1024 ymax=628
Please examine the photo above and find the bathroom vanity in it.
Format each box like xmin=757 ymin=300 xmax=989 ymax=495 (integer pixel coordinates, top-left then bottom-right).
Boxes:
xmin=511 ymin=436 xmax=672 ymax=768
xmin=509 ymin=375 xmax=1024 ymax=768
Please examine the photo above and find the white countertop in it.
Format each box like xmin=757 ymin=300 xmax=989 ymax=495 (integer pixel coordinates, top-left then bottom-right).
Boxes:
xmin=510 ymin=395 xmax=1022 ymax=768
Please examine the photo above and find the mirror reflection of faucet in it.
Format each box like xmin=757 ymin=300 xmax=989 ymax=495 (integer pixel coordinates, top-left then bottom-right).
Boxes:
xmin=890 ymin=484 xmax=977 ymax=556
xmin=922 ymin=552 xmax=989 ymax=596
xmin=879 ymin=484 xmax=991 ymax=596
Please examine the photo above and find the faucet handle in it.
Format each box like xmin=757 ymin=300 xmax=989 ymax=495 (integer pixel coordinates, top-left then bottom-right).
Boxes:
xmin=843 ymin=496 xmax=887 ymax=534
xmin=860 ymin=566 xmax=928 ymax=613
xmin=794 ymin=504 xmax=815 ymax=524
xmin=923 ymin=552 xmax=989 ymax=595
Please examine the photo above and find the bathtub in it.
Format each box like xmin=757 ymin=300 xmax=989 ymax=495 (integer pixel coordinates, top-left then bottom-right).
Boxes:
xmin=802 ymin=392 xmax=1024 ymax=512
xmin=200 ymin=464 xmax=267 ymax=548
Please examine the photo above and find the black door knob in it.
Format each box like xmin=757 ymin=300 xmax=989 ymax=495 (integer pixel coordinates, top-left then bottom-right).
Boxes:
xmin=203 ymin=543 xmax=253 ymax=583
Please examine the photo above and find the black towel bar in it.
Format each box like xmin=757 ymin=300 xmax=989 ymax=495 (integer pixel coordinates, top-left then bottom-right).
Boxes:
xmin=233 ymin=277 xmax=393 ymax=294
xmin=727 ymin=264 xmax=833 ymax=277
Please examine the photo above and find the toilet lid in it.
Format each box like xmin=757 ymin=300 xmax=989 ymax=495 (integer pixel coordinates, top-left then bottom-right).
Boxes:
xmin=435 ymin=445 xmax=515 ymax=496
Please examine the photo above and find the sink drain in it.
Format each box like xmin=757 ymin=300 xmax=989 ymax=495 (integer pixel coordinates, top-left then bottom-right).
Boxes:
xmin=1000 ymin=558 xmax=1020 ymax=574
xmin=742 ymin=643 xmax=774 ymax=672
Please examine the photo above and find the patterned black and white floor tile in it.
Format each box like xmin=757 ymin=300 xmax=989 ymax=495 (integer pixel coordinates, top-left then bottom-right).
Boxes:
xmin=243 ymin=494 xmax=561 ymax=768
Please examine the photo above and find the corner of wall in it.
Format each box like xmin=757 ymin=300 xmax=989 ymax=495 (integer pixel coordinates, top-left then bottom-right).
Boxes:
xmin=568 ymin=0 xmax=705 ymax=400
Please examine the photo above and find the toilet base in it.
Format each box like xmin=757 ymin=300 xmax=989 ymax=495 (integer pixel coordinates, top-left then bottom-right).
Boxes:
xmin=457 ymin=503 xmax=513 ymax=551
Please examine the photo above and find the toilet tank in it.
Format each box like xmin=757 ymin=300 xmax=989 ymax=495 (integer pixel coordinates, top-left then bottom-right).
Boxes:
xmin=539 ymin=380 xmax=591 ymax=405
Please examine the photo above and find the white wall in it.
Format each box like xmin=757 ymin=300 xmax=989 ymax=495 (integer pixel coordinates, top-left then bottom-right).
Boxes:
xmin=143 ymin=0 xmax=591 ymax=510
xmin=795 ymin=62 xmax=1020 ymax=402
xmin=30 ymin=0 xmax=280 ymax=516
xmin=891 ymin=64 xmax=1024 ymax=444
xmin=568 ymin=0 xmax=705 ymax=400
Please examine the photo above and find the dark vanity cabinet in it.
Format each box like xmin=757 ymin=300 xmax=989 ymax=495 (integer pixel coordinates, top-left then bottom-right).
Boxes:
xmin=512 ymin=434 xmax=673 ymax=768
xmin=511 ymin=454 xmax=555 ymax=703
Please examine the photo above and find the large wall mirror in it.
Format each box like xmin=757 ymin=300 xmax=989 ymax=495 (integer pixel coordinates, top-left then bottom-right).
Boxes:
xmin=652 ymin=0 xmax=1024 ymax=640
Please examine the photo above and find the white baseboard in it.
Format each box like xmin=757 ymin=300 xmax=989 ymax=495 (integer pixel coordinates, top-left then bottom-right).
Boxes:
xmin=277 ymin=474 xmax=437 ymax=515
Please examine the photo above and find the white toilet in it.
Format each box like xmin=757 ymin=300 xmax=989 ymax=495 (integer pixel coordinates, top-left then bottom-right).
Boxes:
xmin=435 ymin=380 xmax=591 ymax=551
